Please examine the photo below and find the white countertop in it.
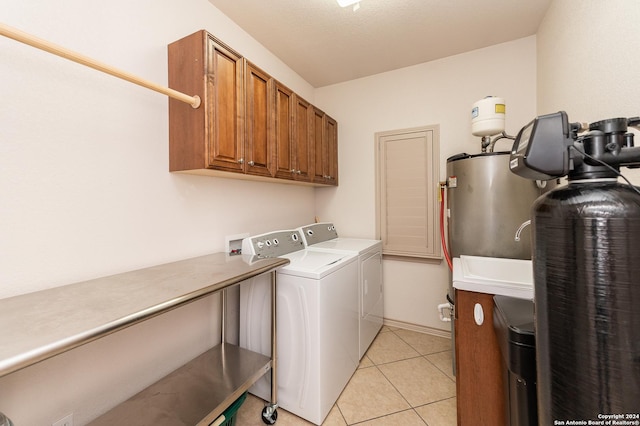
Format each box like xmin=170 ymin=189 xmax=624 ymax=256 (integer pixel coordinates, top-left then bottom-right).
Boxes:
xmin=452 ymin=255 xmax=534 ymax=300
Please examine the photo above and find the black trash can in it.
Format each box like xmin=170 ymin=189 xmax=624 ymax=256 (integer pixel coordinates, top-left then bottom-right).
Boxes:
xmin=493 ymin=295 xmax=537 ymax=426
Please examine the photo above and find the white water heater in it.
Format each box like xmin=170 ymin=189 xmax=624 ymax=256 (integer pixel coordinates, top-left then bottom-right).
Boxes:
xmin=471 ymin=96 xmax=505 ymax=137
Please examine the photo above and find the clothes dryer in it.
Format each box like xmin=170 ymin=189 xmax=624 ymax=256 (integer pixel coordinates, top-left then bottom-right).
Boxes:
xmin=239 ymin=229 xmax=358 ymax=425
xmin=298 ymin=223 xmax=383 ymax=360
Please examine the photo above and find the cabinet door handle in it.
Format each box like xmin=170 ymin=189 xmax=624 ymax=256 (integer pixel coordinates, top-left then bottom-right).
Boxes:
xmin=248 ymin=161 xmax=255 ymax=166
xmin=238 ymin=158 xmax=244 ymax=164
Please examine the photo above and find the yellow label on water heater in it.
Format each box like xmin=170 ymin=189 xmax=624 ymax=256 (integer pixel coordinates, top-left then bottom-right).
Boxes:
xmin=495 ymin=104 xmax=506 ymax=114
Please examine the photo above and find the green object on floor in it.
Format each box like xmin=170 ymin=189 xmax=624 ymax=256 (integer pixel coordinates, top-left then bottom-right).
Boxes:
xmin=211 ymin=392 xmax=247 ymax=426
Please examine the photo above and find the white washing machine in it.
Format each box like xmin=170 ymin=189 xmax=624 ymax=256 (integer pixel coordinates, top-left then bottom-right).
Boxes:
xmin=298 ymin=223 xmax=383 ymax=360
xmin=239 ymin=229 xmax=359 ymax=426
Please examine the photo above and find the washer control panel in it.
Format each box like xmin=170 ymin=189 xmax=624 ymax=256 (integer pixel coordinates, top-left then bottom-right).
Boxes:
xmin=242 ymin=230 xmax=305 ymax=258
xmin=299 ymin=222 xmax=338 ymax=246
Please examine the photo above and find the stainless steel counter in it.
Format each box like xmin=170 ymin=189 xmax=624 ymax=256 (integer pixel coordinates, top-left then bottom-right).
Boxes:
xmin=0 ymin=253 xmax=288 ymax=378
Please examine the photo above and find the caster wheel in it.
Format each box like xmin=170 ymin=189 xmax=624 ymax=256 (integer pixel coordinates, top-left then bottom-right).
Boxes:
xmin=261 ymin=406 xmax=278 ymax=425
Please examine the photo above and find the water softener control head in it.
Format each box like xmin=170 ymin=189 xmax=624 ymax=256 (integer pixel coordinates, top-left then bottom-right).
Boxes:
xmin=509 ymin=112 xmax=640 ymax=181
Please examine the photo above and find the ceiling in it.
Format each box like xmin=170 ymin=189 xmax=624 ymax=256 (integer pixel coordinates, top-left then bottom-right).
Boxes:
xmin=208 ymin=0 xmax=552 ymax=88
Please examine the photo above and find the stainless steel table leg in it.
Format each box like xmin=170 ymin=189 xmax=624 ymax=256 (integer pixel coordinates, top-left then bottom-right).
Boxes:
xmin=220 ymin=288 xmax=227 ymax=344
xmin=270 ymin=271 xmax=277 ymax=405
xmin=262 ymin=271 xmax=278 ymax=424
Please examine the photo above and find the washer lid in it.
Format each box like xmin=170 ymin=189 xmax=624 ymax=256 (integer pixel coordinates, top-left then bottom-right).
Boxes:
xmin=308 ymin=238 xmax=382 ymax=255
xmin=279 ymin=250 xmax=356 ymax=279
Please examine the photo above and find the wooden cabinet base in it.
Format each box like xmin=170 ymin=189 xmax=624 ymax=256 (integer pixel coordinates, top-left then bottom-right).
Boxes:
xmin=172 ymin=168 xmax=332 ymax=187
xmin=454 ymin=289 xmax=505 ymax=425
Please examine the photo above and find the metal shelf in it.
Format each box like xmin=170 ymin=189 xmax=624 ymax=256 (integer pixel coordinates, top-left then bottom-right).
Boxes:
xmin=89 ymin=343 xmax=271 ymax=426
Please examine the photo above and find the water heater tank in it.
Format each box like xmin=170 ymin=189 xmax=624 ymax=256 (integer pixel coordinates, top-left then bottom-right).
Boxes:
xmin=446 ymin=152 xmax=548 ymax=260
xmin=471 ymin=96 xmax=506 ymax=137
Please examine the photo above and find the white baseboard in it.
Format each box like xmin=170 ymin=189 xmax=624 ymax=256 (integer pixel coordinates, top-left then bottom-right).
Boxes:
xmin=383 ymin=318 xmax=452 ymax=339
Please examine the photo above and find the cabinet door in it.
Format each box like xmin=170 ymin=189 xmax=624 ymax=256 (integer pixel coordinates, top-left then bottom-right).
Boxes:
xmin=311 ymin=106 xmax=327 ymax=184
xmin=206 ymin=36 xmax=244 ymax=172
xmin=292 ymin=95 xmax=312 ymax=182
xmin=455 ymin=289 xmax=505 ymax=425
xmin=244 ymin=60 xmax=274 ymax=177
xmin=309 ymin=110 xmax=339 ymax=186
xmin=274 ymin=81 xmax=294 ymax=180
xmin=325 ymin=115 xmax=338 ymax=185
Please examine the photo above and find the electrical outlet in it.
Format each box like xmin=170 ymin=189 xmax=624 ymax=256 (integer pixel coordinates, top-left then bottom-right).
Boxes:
xmin=52 ymin=413 xmax=73 ymax=426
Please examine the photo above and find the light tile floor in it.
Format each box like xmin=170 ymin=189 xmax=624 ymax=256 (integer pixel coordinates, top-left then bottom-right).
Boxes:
xmin=236 ymin=326 xmax=457 ymax=425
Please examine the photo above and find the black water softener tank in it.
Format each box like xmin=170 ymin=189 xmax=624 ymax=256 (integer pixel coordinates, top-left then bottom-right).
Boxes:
xmin=509 ymin=113 xmax=640 ymax=424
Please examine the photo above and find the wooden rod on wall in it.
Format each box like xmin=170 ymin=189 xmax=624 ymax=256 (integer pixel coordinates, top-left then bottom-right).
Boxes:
xmin=0 ymin=22 xmax=201 ymax=109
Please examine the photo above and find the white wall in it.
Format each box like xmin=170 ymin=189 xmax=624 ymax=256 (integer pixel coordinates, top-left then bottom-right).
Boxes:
xmin=315 ymin=37 xmax=538 ymax=331
xmin=537 ymin=0 xmax=640 ymax=121
xmin=0 ymin=0 xmax=316 ymax=424
xmin=537 ymin=0 xmax=640 ymax=183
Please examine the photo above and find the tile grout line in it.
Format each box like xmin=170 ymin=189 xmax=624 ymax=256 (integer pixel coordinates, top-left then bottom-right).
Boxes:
xmin=331 ymin=327 xmax=457 ymax=425
xmin=422 ymin=353 xmax=456 ymax=384
xmin=389 ymin=328 xmax=457 ymax=384
xmin=346 ymin=407 xmax=428 ymax=426
xmin=369 ymin=328 xmax=456 ymax=425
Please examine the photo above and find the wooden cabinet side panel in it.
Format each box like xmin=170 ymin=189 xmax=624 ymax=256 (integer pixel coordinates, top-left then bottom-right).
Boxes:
xmin=326 ymin=115 xmax=338 ymax=186
xmin=245 ymin=61 xmax=274 ymax=177
xmin=455 ymin=290 xmax=505 ymax=425
xmin=168 ymin=31 xmax=207 ymax=171
xmin=207 ymin=37 xmax=244 ymax=172
xmin=274 ymin=82 xmax=294 ymax=180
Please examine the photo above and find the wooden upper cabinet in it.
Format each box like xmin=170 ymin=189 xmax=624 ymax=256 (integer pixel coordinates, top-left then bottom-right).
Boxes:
xmin=292 ymin=95 xmax=313 ymax=183
xmin=207 ymin=39 xmax=244 ymax=172
xmin=274 ymin=81 xmax=295 ymax=180
xmin=311 ymin=108 xmax=339 ymax=186
xmin=325 ymin=115 xmax=338 ymax=185
xmin=244 ymin=60 xmax=274 ymax=177
xmin=168 ymin=30 xmax=244 ymax=173
xmin=312 ymin=106 xmax=326 ymax=184
xmin=168 ymin=30 xmax=337 ymax=186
